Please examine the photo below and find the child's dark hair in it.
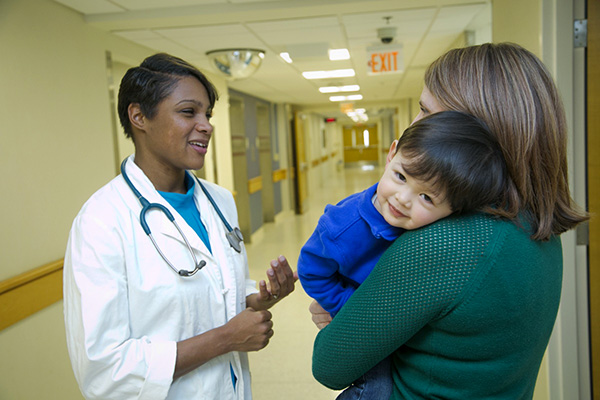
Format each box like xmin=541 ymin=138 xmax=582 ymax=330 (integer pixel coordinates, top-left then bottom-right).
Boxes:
xmin=117 ymin=53 xmax=219 ymax=139
xmin=397 ymin=111 xmax=508 ymax=215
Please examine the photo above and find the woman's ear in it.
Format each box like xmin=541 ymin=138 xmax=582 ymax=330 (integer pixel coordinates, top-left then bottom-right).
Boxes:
xmin=386 ymin=140 xmax=398 ymax=165
xmin=128 ymin=103 xmax=146 ymax=131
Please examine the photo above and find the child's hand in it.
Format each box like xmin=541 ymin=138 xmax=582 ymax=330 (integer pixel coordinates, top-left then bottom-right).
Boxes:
xmin=309 ymin=300 xmax=332 ymax=330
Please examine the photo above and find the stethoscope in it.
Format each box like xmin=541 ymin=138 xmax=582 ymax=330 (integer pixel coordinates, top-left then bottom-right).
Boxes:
xmin=120 ymin=159 xmax=244 ymax=277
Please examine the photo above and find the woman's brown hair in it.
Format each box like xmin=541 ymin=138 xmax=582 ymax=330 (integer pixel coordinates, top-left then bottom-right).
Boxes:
xmin=424 ymin=42 xmax=587 ymax=240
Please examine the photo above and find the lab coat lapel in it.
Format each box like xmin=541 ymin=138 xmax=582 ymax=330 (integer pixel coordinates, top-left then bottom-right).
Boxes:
xmin=193 ymin=178 xmax=228 ymax=254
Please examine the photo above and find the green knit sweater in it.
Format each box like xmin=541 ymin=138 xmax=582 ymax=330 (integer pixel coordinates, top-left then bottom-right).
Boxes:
xmin=312 ymin=212 xmax=562 ymax=399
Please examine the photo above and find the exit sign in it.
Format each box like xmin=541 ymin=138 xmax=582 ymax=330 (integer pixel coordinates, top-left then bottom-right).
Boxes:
xmin=366 ymin=45 xmax=403 ymax=75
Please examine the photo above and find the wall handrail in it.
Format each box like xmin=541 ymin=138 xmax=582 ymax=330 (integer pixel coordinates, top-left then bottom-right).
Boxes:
xmin=0 ymin=259 xmax=64 ymax=331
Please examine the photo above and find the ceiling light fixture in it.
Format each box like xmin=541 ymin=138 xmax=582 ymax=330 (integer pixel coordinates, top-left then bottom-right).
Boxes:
xmin=319 ymin=85 xmax=360 ymax=93
xmin=302 ymin=69 xmax=355 ymax=80
xmin=329 ymin=94 xmax=363 ymax=102
xmin=328 ymin=48 xmax=350 ymax=60
xmin=279 ymin=52 xmax=293 ymax=63
xmin=346 ymin=108 xmax=369 ymax=123
xmin=205 ymin=48 xmax=265 ymax=80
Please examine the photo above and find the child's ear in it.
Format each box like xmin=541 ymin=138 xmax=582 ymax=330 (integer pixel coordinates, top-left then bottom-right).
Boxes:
xmin=386 ymin=140 xmax=398 ymax=165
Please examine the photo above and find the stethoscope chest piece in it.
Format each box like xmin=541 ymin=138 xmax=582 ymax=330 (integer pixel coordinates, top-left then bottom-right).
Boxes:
xmin=226 ymin=227 xmax=244 ymax=253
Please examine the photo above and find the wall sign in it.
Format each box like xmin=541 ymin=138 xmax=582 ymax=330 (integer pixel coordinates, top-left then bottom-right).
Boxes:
xmin=366 ymin=45 xmax=403 ymax=75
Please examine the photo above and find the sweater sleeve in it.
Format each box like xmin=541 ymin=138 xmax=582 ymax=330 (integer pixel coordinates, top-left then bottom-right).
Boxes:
xmin=312 ymin=214 xmax=492 ymax=389
xmin=298 ymin=218 xmax=357 ymax=316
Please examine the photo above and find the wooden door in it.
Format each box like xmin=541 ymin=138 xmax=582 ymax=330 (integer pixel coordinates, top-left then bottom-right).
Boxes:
xmin=342 ymin=124 xmax=379 ymax=166
xmin=292 ymin=111 xmax=309 ymax=214
xmin=588 ymin=0 xmax=600 ymax=397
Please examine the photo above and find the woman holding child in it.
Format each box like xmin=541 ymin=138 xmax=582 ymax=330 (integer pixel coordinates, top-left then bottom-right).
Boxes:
xmin=309 ymin=42 xmax=588 ymax=399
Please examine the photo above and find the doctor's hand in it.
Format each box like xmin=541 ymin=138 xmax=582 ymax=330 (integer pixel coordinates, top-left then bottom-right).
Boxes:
xmin=247 ymin=255 xmax=298 ymax=311
xmin=223 ymin=308 xmax=274 ymax=352
xmin=309 ymin=300 xmax=332 ymax=330
xmin=174 ymin=307 xmax=273 ymax=379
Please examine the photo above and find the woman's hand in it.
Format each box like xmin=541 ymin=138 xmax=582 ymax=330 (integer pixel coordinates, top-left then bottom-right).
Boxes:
xmin=224 ymin=308 xmax=274 ymax=352
xmin=174 ymin=308 xmax=273 ymax=379
xmin=247 ymin=255 xmax=298 ymax=310
xmin=309 ymin=300 xmax=332 ymax=330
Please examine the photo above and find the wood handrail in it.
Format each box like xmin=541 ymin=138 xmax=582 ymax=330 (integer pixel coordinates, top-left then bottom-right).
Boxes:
xmin=0 ymin=259 xmax=64 ymax=331
xmin=0 ymin=259 xmax=63 ymax=295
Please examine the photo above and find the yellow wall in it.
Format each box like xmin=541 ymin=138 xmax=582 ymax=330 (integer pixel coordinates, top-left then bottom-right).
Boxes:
xmin=491 ymin=1 xmax=548 ymax=399
xmin=0 ymin=0 xmax=233 ymax=398
xmin=0 ymin=0 xmax=149 ymax=397
xmin=492 ymin=0 xmax=542 ymax=57
xmin=0 ymin=0 xmax=578 ymax=398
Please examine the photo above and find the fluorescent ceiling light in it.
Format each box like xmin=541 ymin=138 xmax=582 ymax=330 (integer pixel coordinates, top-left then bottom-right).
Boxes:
xmin=329 ymin=48 xmax=350 ymax=60
xmin=342 ymin=85 xmax=360 ymax=92
xmin=319 ymin=87 xmax=340 ymax=93
xmin=329 ymin=94 xmax=363 ymax=102
xmin=279 ymin=52 xmax=293 ymax=63
xmin=302 ymin=69 xmax=355 ymax=80
xmin=346 ymin=94 xmax=363 ymax=101
xmin=346 ymin=107 xmax=369 ymax=123
xmin=319 ymin=85 xmax=360 ymax=93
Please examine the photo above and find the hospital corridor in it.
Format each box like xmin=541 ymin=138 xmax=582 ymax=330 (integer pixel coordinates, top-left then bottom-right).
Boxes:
xmin=245 ymin=164 xmax=382 ymax=400
xmin=1 ymin=0 xmax=598 ymax=398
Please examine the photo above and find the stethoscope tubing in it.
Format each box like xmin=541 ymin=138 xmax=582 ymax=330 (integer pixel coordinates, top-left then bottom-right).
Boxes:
xmin=120 ymin=158 xmax=242 ymax=276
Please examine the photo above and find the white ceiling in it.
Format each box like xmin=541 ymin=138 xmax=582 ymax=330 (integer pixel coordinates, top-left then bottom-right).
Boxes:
xmin=53 ymin=0 xmax=491 ymax=120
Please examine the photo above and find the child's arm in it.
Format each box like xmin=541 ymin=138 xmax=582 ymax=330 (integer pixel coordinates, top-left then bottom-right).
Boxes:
xmin=298 ymin=226 xmax=357 ymax=316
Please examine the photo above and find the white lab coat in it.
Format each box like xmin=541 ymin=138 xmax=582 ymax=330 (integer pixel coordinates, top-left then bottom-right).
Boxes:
xmin=63 ymin=156 xmax=257 ymax=400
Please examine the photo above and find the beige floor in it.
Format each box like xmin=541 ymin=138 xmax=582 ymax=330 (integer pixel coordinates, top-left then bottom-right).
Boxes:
xmin=245 ymin=164 xmax=383 ymax=400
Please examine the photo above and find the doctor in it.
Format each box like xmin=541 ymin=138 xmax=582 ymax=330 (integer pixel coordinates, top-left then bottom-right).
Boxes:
xmin=63 ymin=53 xmax=297 ymax=400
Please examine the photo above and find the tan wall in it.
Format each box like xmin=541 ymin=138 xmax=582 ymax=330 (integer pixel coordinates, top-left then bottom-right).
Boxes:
xmin=492 ymin=2 xmax=547 ymax=398
xmin=492 ymin=0 xmax=542 ymax=57
xmin=0 ymin=0 xmax=232 ymax=398
xmin=0 ymin=0 xmax=579 ymax=398
xmin=0 ymin=0 xmax=151 ymax=397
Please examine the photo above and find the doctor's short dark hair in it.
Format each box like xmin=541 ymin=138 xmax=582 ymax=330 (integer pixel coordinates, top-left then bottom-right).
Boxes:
xmin=396 ymin=111 xmax=509 ymax=215
xmin=117 ymin=53 xmax=219 ymax=139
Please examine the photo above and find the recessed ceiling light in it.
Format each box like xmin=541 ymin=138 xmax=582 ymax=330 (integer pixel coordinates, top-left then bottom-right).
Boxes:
xmin=319 ymin=85 xmax=360 ymax=93
xmin=329 ymin=48 xmax=350 ymax=61
xmin=302 ymin=69 xmax=355 ymax=80
xmin=341 ymin=85 xmax=359 ymax=92
xmin=346 ymin=94 xmax=363 ymax=101
xmin=346 ymin=107 xmax=369 ymax=123
xmin=319 ymin=87 xmax=339 ymax=93
xmin=279 ymin=52 xmax=293 ymax=63
xmin=329 ymin=94 xmax=363 ymax=102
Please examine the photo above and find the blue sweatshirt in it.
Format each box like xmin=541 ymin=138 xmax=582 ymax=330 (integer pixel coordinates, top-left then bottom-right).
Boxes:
xmin=298 ymin=183 xmax=404 ymax=315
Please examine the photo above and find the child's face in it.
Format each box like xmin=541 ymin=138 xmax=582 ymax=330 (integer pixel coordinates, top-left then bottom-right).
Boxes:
xmin=375 ymin=144 xmax=453 ymax=230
